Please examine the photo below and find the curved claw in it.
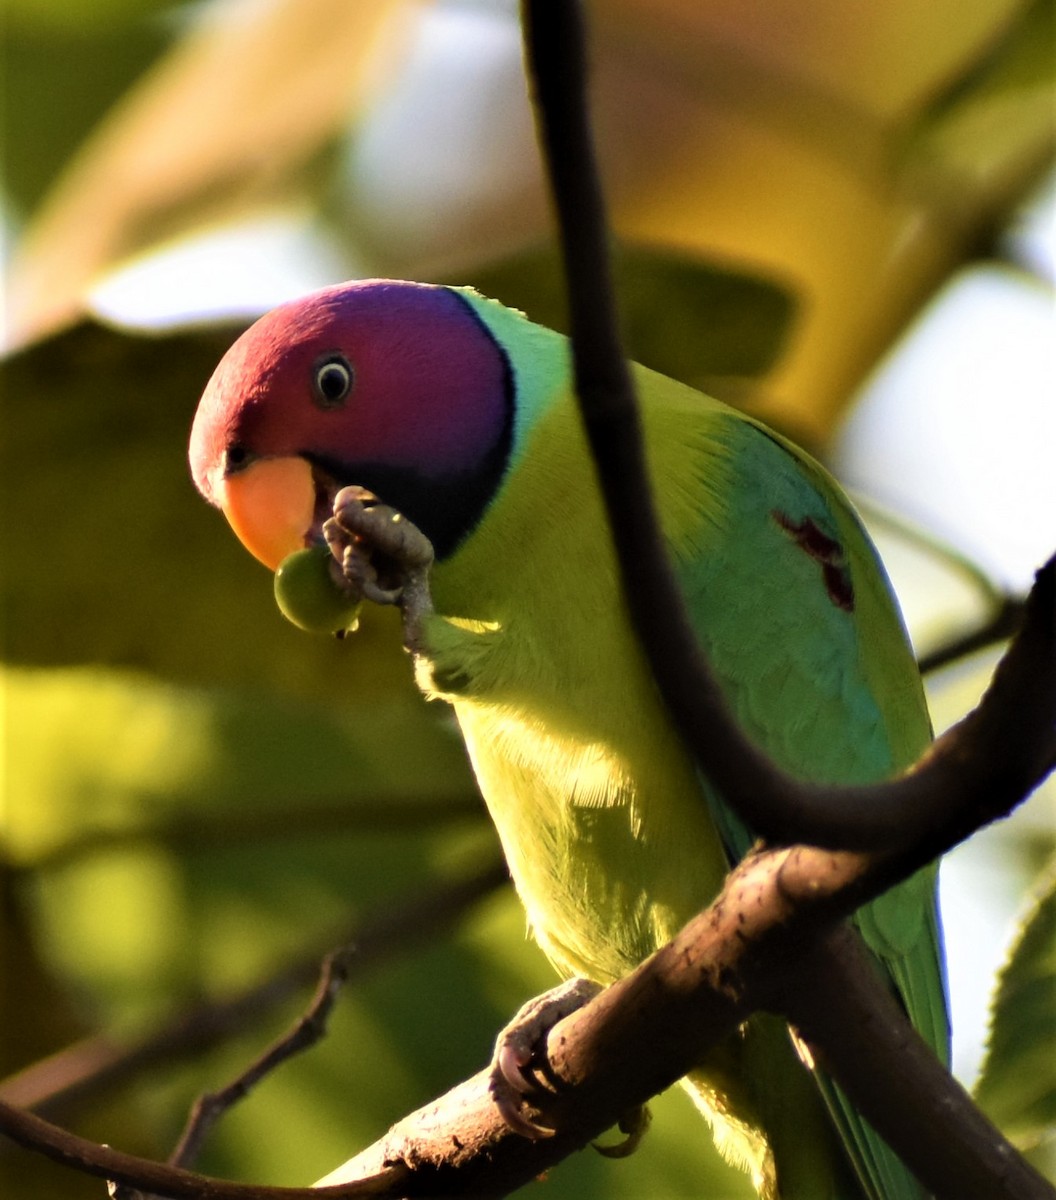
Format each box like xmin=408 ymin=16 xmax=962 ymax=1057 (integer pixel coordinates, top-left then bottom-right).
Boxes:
xmin=323 ymin=486 xmax=436 ymax=651
xmin=488 ymin=1021 xmax=556 ymax=1140
xmin=592 ymin=1103 xmax=652 ymax=1158
xmin=496 ymin=1038 xmax=538 ymax=1093
xmin=488 ymin=1073 xmax=557 ymax=1140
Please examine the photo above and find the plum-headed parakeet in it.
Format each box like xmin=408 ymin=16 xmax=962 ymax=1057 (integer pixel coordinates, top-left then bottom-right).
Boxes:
xmin=189 ymin=279 xmax=948 ymax=1199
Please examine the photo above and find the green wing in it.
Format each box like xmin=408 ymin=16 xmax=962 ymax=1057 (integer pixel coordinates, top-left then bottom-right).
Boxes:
xmin=663 ymin=402 xmax=949 ymax=1199
xmin=436 ymin=308 xmax=949 ymax=1196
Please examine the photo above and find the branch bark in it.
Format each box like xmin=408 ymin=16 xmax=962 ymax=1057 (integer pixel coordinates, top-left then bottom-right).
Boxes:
xmin=1 ymin=859 xmax=508 ymax=1120
xmin=6 ymin=771 xmax=1055 ymax=1197
xmin=317 ymin=721 xmax=1056 ymax=1199
xmin=785 ymin=930 xmax=1049 ymax=1200
xmin=522 ymin=0 xmax=1055 ymax=855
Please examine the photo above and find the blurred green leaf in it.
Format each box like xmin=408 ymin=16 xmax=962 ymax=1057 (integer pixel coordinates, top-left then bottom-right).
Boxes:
xmin=974 ymin=855 xmax=1056 ymax=1169
xmin=469 ymin=242 xmax=796 ymax=390
xmin=0 ymin=319 xmax=425 ymax=708
xmin=3 ymin=6 xmax=172 ymax=214
xmin=0 ymin=862 xmax=90 ymax=1077
xmin=3 ymin=665 xmax=476 ymax=865
xmin=900 ymin=0 xmax=1056 ymax=205
xmin=6 ymin=728 xmax=748 ymax=1197
xmin=6 ymin=0 xmax=164 ymax=25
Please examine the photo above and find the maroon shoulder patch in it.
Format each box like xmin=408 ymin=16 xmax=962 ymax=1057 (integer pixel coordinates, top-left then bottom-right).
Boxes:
xmin=772 ymin=510 xmax=855 ymax=612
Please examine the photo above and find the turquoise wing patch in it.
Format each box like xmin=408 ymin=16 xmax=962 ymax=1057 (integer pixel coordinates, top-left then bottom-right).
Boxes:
xmin=672 ymin=416 xmax=948 ymax=1199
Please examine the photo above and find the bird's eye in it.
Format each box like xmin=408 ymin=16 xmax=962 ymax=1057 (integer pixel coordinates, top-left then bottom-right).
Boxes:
xmin=312 ymin=354 xmax=354 ymax=409
xmin=224 ymin=443 xmax=250 ymax=473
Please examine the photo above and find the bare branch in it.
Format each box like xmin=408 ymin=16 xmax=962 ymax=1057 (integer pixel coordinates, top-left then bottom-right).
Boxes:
xmin=522 ymin=0 xmax=1056 ymax=854
xmin=918 ymin=594 xmax=1027 ymax=675
xmin=316 ymin=578 xmax=1056 ymax=1196
xmin=0 ymin=1099 xmax=403 ymax=1200
xmin=0 ymin=861 xmax=509 ymax=1198
xmin=16 ymin=793 xmax=483 ymax=878
xmin=167 ymin=950 xmax=352 ymax=1171
xmin=850 ymin=496 xmax=1025 ymax=677
xmin=1 ymin=860 xmax=508 ymax=1117
xmin=786 ymin=929 xmax=1052 ymax=1200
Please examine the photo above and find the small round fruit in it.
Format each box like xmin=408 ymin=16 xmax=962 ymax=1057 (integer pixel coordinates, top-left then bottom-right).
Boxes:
xmin=273 ymin=546 xmax=362 ymax=634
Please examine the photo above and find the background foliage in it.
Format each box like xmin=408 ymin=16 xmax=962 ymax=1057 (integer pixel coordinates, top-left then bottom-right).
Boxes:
xmin=2 ymin=1 xmax=1054 ymax=1196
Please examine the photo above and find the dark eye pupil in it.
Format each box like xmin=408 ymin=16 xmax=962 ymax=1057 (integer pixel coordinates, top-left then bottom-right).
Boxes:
xmin=314 ymin=356 xmax=353 ymax=407
xmin=319 ymin=366 xmax=346 ymax=397
xmin=226 ymin=444 xmax=247 ymax=468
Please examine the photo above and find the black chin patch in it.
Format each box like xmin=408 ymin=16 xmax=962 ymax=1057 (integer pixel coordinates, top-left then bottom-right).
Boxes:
xmin=303 ymin=290 xmax=516 ymax=560
xmin=307 ymin=454 xmax=508 ymax=562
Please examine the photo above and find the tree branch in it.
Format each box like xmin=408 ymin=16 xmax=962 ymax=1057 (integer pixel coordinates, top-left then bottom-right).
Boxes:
xmin=15 ymin=793 xmax=483 ymax=879
xmin=786 ymin=929 xmax=1050 ymax=1200
xmin=317 ymin=557 xmax=1056 ymax=1194
xmin=5 ymin=5 xmax=1051 ymax=1199
xmin=917 ymin=593 xmax=1027 ymax=675
xmin=0 ymin=1100 xmax=402 ymax=1200
xmin=851 ymin=495 xmax=1027 ymax=678
xmin=523 ymin=0 xmax=1055 ymax=854
xmin=3 ymin=562 xmax=1051 ymax=1197
xmin=1 ymin=860 xmax=507 ymax=1118
xmin=313 ymin=653 xmax=1056 ymax=1198
xmin=0 ymin=863 xmax=510 ymax=1198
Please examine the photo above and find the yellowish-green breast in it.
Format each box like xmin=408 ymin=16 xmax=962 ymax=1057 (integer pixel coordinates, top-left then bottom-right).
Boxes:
xmin=419 ymin=373 xmax=738 ymax=981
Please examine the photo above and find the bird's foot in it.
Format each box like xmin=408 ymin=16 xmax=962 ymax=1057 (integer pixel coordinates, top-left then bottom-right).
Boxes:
xmin=489 ymin=977 xmax=601 ymax=1139
xmin=323 ymin=486 xmax=435 ymax=653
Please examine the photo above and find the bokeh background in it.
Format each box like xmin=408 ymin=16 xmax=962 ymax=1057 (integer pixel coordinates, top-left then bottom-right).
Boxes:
xmin=2 ymin=1 xmax=1054 ymax=1196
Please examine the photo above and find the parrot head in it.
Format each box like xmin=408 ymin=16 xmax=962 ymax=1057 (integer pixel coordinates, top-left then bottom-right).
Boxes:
xmin=189 ymin=279 xmax=515 ymax=568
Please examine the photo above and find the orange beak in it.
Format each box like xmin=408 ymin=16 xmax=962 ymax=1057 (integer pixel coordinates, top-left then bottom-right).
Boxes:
xmin=218 ymin=456 xmax=316 ymax=571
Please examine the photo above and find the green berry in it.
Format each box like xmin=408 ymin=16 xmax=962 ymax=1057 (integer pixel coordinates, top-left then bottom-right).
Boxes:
xmin=273 ymin=546 xmax=361 ymax=635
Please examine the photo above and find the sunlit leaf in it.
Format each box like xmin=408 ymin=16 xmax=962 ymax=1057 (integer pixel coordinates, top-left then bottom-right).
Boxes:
xmin=2 ymin=666 xmax=476 ymax=868
xmin=899 ymin=0 xmax=1056 ymax=209
xmin=8 ymin=0 xmax=412 ymax=345
xmin=974 ymin=856 xmax=1056 ymax=1167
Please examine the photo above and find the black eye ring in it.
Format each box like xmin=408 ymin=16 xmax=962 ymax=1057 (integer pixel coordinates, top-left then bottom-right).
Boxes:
xmin=312 ymin=354 xmax=354 ymax=409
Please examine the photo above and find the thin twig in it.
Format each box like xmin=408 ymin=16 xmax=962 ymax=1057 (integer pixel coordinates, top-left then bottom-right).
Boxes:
xmin=853 ymin=493 xmax=1011 ymax=615
xmin=918 ymin=594 xmax=1026 ymax=675
xmin=168 ymin=950 xmax=351 ymax=1170
xmin=0 ymin=1098 xmax=403 ymax=1200
xmin=15 ymin=793 xmax=483 ymax=878
xmin=847 ymin=493 xmax=1027 ymax=675
xmin=1 ymin=862 xmax=510 ymax=1196
xmin=1 ymin=859 xmax=508 ymax=1118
